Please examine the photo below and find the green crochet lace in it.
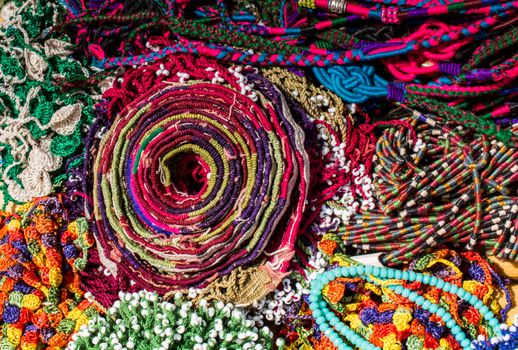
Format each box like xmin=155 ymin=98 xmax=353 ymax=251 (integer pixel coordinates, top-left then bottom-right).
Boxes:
xmin=0 ymin=0 xmax=98 ymax=207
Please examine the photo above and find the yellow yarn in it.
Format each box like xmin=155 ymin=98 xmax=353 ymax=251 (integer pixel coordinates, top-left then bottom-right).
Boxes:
xmin=21 ymin=294 xmax=41 ymax=310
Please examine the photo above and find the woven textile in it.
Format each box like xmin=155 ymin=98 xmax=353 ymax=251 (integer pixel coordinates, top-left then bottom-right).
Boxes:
xmin=82 ymin=55 xmax=317 ymax=302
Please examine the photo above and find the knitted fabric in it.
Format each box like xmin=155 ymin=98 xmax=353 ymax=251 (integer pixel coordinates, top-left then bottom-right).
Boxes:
xmin=0 ymin=0 xmax=97 ymax=208
xmin=67 ymin=291 xmax=274 ymax=350
xmin=283 ymin=238 xmax=511 ymax=350
xmin=78 ymin=54 xmax=335 ymax=305
xmin=0 ymin=197 xmax=100 ymax=350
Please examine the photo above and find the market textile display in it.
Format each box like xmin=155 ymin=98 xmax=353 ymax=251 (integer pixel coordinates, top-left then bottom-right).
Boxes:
xmin=0 ymin=0 xmax=517 ymax=349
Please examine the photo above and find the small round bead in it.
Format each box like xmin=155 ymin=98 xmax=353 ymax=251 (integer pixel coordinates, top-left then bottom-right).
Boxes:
xmin=460 ymin=339 xmax=471 ymax=348
xmin=408 ymin=271 xmax=416 ymax=281
xmin=446 ymin=319 xmax=456 ymax=328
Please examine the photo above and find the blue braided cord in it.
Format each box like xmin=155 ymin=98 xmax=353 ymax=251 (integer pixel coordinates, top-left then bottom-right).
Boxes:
xmin=313 ymin=65 xmax=389 ymax=104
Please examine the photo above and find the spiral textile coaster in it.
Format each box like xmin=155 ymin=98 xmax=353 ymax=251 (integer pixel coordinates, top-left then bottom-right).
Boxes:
xmin=82 ymin=55 xmax=319 ymax=305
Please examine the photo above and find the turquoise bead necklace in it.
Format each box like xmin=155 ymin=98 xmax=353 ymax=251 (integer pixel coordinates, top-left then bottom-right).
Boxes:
xmin=309 ymin=265 xmax=503 ymax=350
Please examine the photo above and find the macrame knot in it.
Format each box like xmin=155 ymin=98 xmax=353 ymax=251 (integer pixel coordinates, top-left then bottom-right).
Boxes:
xmin=313 ymin=65 xmax=389 ymax=103
xmin=381 ymin=6 xmax=400 ymax=24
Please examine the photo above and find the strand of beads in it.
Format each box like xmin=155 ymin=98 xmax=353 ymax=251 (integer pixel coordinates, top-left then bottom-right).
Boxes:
xmin=67 ymin=291 xmax=274 ymax=350
xmin=309 ymin=264 xmax=504 ymax=350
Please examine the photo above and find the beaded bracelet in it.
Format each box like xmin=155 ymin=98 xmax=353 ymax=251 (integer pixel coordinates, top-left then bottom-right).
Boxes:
xmin=276 ymin=239 xmax=511 ymax=350
xmin=309 ymin=264 xmax=504 ymax=350
xmin=336 ymin=111 xmax=517 ymax=264
xmin=56 ymin=0 xmax=517 ymax=70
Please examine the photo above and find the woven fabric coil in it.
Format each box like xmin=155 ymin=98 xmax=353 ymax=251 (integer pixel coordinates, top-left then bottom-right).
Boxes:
xmin=83 ymin=55 xmax=317 ymax=302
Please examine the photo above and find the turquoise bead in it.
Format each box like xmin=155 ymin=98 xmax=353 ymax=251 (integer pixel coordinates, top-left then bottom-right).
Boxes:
xmin=380 ymin=269 xmax=387 ymax=278
xmin=450 ymin=285 xmax=458 ymax=294
xmin=317 ymin=316 xmax=326 ymax=324
xmin=443 ymin=313 xmax=452 ymax=322
xmin=443 ymin=282 xmax=451 ymax=292
xmin=330 ymin=332 xmax=339 ymax=344
xmin=394 ymin=269 xmax=402 ymax=279
xmin=333 ymin=268 xmax=341 ymax=278
xmin=429 ymin=276 xmax=438 ymax=286
xmin=387 ymin=269 xmax=395 ymax=279
xmin=357 ymin=265 xmax=365 ymax=274
xmin=457 ymin=288 xmax=465 ymax=298
xmin=479 ymin=305 xmax=489 ymax=315
xmin=489 ymin=318 xmax=499 ymax=328
xmin=415 ymin=296 xmax=425 ymax=305
xmin=408 ymin=271 xmax=416 ymax=281
xmin=460 ymin=339 xmax=471 ymax=348
xmin=422 ymin=300 xmax=431 ymax=309
xmin=313 ymin=310 xmax=322 ymax=319
xmin=429 ymin=304 xmax=438 ymax=313
xmin=341 ymin=267 xmax=349 ymax=276
xmin=451 ymin=325 xmax=461 ymax=334
xmin=446 ymin=319 xmax=456 ymax=328
xmin=436 ymin=279 xmax=444 ymax=288
xmin=372 ymin=266 xmax=380 ymax=275
xmin=415 ymin=274 xmax=423 ymax=282
xmin=436 ymin=308 xmax=445 ymax=317
xmin=393 ymin=285 xmax=404 ymax=294
xmin=454 ymin=331 xmax=465 ymax=341
xmin=402 ymin=289 xmax=410 ymax=298
xmin=349 ymin=266 xmax=357 ymax=275
xmin=365 ymin=265 xmax=373 ymax=274
xmin=423 ymin=274 xmax=431 ymax=284
xmin=402 ymin=271 xmax=409 ymax=280
xmin=483 ymin=311 xmax=494 ymax=320
xmin=469 ymin=295 xmax=479 ymax=305
xmin=474 ymin=300 xmax=483 ymax=309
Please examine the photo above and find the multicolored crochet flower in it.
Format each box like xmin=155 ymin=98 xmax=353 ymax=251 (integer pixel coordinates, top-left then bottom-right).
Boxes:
xmin=0 ymin=198 xmax=100 ymax=350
